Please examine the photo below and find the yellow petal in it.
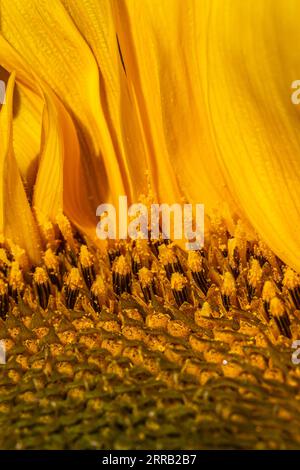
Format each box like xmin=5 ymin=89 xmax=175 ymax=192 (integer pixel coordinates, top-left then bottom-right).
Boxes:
xmin=114 ymin=0 xmax=300 ymax=272
xmin=111 ymin=0 xmax=232 ymax=210
xmin=60 ymin=0 xmax=156 ymax=202
xmin=0 ymin=0 xmax=125 ymax=208
xmin=0 ymin=72 xmax=42 ymax=265
xmin=33 ymin=89 xmax=64 ymax=226
xmin=12 ymin=82 xmax=43 ymax=193
xmin=111 ymin=0 xmax=182 ymax=204
xmin=33 ymin=84 xmax=104 ymax=245
xmin=199 ymin=0 xmax=300 ymax=271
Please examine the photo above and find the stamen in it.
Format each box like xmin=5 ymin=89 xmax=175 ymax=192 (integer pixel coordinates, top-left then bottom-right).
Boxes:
xmin=79 ymin=245 xmax=96 ymax=289
xmin=108 ymin=247 xmax=121 ymax=266
xmin=8 ymin=262 xmax=24 ymax=301
xmin=283 ymin=267 xmax=300 ymax=310
xmin=132 ymin=249 xmax=142 ymax=275
xmin=150 ymin=236 xmax=170 ymax=257
xmin=138 ymin=267 xmax=156 ymax=303
xmin=33 ymin=267 xmax=51 ymax=310
xmin=40 ymin=221 xmax=56 ymax=245
xmin=64 ymin=268 xmax=82 ymax=309
xmin=253 ymin=242 xmax=268 ymax=267
xmin=188 ymin=251 xmax=202 ymax=272
xmin=188 ymin=251 xmax=209 ymax=295
xmin=171 ymin=273 xmax=189 ymax=306
xmin=246 ymin=241 xmax=252 ymax=262
xmin=74 ymin=230 xmax=87 ymax=246
xmin=0 ymin=279 xmax=8 ymax=319
xmin=220 ymin=244 xmax=228 ymax=258
xmin=135 ymin=239 xmax=151 ymax=255
xmin=91 ymin=275 xmax=107 ymax=312
xmin=8 ymin=243 xmax=28 ymax=268
xmin=228 ymin=238 xmax=240 ymax=278
xmin=262 ymin=280 xmax=277 ymax=320
xmin=247 ymin=258 xmax=262 ymax=301
xmin=132 ymin=240 xmax=151 ymax=274
xmin=270 ymin=296 xmax=291 ymax=338
xmin=221 ymin=272 xmax=236 ymax=311
xmin=159 ymin=245 xmax=183 ymax=280
xmin=44 ymin=249 xmax=61 ymax=288
xmin=56 ymin=213 xmax=75 ymax=249
xmin=149 ymin=239 xmax=160 ymax=257
xmin=0 ymin=248 xmax=10 ymax=276
xmin=112 ymin=255 xmax=132 ymax=296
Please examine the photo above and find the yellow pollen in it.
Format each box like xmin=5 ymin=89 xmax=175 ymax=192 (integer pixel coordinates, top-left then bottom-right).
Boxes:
xmin=33 ymin=267 xmax=48 ymax=285
xmin=91 ymin=275 xmax=106 ymax=297
xmin=132 ymin=249 xmax=141 ymax=263
xmin=66 ymin=268 xmax=82 ymax=289
xmin=248 ymin=259 xmax=262 ymax=287
xmin=132 ymin=242 xmax=150 ymax=265
xmin=222 ymin=272 xmax=236 ymax=296
xmin=44 ymin=249 xmax=59 ymax=271
xmin=79 ymin=245 xmax=93 ymax=268
xmin=270 ymin=297 xmax=285 ymax=317
xmin=40 ymin=221 xmax=56 ymax=243
xmin=7 ymin=242 xmax=28 ymax=268
xmin=227 ymin=238 xmax=239 ymax=267
xmin=187 ymin=251 xmax=202 ymax=272
xmin=56 ymin=214 xmax=74 ymax=244
xmin=9 ymin=262 xmax=24 ymax=291
xmin=113 ymin=255 xmax=130 ymax=275
xmin=138 ymin=267 xmax=154 ymax=287
xmin=257 ymin=240 xmax=272 ymax=261
xmin=158 ymin=245 xmax=177 ymax=265
xmin=0 ymin=249 xmax=10 ymax=267
xmin=262 ymin=280 xmax=277 ymax=302
xmin=283 ymin=267 xmax=300 ymax=290
xmin=171 ymin=273 xmax=188 ymax=291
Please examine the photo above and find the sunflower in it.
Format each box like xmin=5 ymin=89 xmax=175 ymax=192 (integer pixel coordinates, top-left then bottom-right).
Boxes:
xmin=0 ymin=0 xmax=300 ymax=450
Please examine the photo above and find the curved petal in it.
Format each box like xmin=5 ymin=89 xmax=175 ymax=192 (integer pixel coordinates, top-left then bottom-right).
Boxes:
xmin=1 ymin=55 xmax=43 ymax=195
xmin=33 ymin=90 xmax=64 ymax=226
xmin=111 ymin=0 xmax=233 ymax=211
xmin=0 ymin=0 xmax=126 ymax=208
xmin=200 ymin=0 xmax=300 ymax=271
xmin=60 ymin=0 xmax=160 ymax=202
xmin=113 ymin=0 xmax=300 ymax=272
xmin=33 ymin=84 xmax=103 ymax=244
xmin=12 ymin=82 xmax=43 ymax=193
xmin=0 ymin=73 xmax=42 ymax=265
